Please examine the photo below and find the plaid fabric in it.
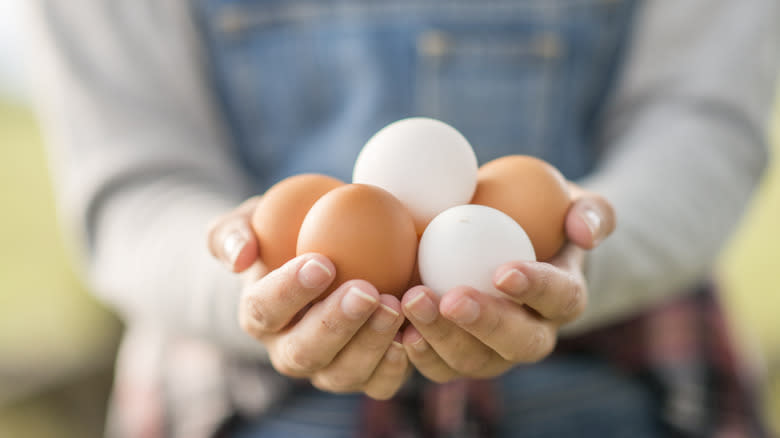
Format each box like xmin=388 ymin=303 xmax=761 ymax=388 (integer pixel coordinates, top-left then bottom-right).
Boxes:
xmin=358 ymin=284 xmax=769 ymax=438
xmin=106 ymin=284 xmax=768 ymax=438
xmin=557 ymin=284 xmax=769 ymax=438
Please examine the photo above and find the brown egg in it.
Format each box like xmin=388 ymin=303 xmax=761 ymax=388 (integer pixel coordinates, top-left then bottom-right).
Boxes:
xmin=471 ymin=155 xmax=572 ymax=261
xmin=297 ymin=184 xmax=417 ymax=299
xmin=406 ymin=235 xmax=423 ymax=289
xmin=407 ymin=263 xmax=423 ymax=290
xmin=251 ymin=174 xmax=344 ymax=271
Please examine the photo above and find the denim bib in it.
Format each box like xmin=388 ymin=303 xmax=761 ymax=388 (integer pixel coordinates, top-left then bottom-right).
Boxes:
xmin=196 ymin=0 xmax=637 ymax=192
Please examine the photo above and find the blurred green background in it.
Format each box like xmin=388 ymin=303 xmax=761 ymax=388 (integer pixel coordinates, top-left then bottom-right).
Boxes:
xmin=718 ymin=91 xmax=780 ymax=432
xmin=0 ymin=99 xmax=122 ymax=438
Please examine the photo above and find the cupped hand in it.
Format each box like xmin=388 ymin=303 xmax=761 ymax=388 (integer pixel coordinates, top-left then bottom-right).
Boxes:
xmin=207 ymin=198 xmax=411 ymax=400
xmin=401 ymin=185 xmax=615 ymax=382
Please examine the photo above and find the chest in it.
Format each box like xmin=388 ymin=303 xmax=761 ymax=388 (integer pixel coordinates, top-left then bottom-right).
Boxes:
xmin=197 ymin=0 xmax=637 ymax=188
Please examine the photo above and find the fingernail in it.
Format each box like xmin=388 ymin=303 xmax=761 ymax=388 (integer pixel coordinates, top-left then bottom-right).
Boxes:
xmin=370 ymin=303 xmax=400 ymax=332
xmin=297 ymin=258 xmax=333 ymax=289
xmin=496 ymin=269 xmax=528 ymax=292
xmin=404 ymin=289 xmax=437 ymax=324
xmin=580 ymin=208 xmax=601 ymax=240
xmin=223 ymin=231 xmax=248 ymax=265
xmin=385 ymin=342 xmax=405 ymax=363
xmin=448 ymin=296 xmax=480 ymax=325
xmin=341 ymin=286 xmax=378 ymax=319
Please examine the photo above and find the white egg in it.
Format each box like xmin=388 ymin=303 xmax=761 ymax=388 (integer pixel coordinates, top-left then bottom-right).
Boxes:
xmin=418 ymin=204 xmax=536 ymax=297
xmin=353 ymin=117 xmax=478 ymax=234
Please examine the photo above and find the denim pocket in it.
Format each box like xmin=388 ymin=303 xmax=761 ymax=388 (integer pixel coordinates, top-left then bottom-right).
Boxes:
xmin=414 ymin=26 xmax=563 ymax=163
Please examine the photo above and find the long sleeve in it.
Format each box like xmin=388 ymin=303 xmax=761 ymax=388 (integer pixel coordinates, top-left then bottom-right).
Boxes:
xmin=567 ymin=0 xmax=779 ymax=334
xmin=27 ymin=0 xmax=267 ymax=359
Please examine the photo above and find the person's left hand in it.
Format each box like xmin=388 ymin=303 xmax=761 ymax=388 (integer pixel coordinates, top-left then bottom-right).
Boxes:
xmin=400 ymin=185 xmax=615 ymax=382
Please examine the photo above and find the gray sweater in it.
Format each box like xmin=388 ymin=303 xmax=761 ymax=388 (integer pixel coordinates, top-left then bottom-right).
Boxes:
xmin=25 ymin=0 xmax=779 ymax=435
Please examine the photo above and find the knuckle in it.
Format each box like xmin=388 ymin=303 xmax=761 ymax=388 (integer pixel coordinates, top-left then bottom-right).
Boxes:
xmin=378 ymin=360 xmax=407 ymax=379
xmin=481 ymin=308 xmax=503 ymax=340
xmin=310 ymin=376 xmax=339 ymax=393
xmin=423 ymin=327 xmax=452 ymax=346
xmin=530 ymin=270 xmax=552 ymax=302
xmin=241 ymin=295 xmax=273 ymax=334
xmin=472 ymin=363 xmax=511 ymax=380
xmin=269 ymin=354 xmax=301 ymax=378
xmin=356 ymin=336 xmax=391 ymax=356
xmin=526 ymin=326 xmax=555 ymax=362
xmin=366 ymin=388 xmax=396 ymax=401
xmin=321 ymin=371 xmax=368 ymax=392
xmin=312 ymin=373 xmax=362 ymax=393
xmin=407 ymin=348 xmax=457 ymax=383
xmin=449 ymin=352 xmax=491 ymax=376
xmin=521 ymin=326 xmax=546 ymax=361
xmin=238 ymin=314 xmax=260 ymax=339
xmin=365 ymin=376 xmax=404 ymax=400
xmin=284 ymin=340 xmax=328 ymax=374
xmin=563 ymin=281 xmax=586 ymax=318
xmin=426 ymin=371 xmax=456 ymax=384
xmin=319 ymin=317 xmax=351 ymax=339
xmin=507 ymin=326 xmax=553 ymax=363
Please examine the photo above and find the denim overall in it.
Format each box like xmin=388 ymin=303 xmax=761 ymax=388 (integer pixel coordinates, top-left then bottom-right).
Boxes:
xmin=195 ymin=0 xmax=662 ymax=436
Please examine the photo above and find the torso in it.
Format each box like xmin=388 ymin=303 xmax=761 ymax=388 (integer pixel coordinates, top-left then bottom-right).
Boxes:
xmin=195 ymin=0 xmax=638 ymax=190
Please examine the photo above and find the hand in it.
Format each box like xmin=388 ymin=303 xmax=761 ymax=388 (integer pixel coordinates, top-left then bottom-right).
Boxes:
xmin=207 ymin=198 xmax=411 ymax=400
xmin=400 ymin=186 xmax=615 ymax=382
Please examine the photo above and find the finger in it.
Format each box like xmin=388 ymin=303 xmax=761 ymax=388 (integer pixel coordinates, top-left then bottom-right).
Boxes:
xmin=269 ymin=280 xmax=380 ymax=377
xmin=240 ymin=253 xmax=335 ymax=337
xmin=401 ymin=325 xmax=459 ymax=383
xmin=493 ymin=258 xmax=587 ymax=322
xmin=439 ymin=287 xmax=558 ymax=363
xmin=207 ymin=196 xmax=262 ymax=272
xmin=402 ymin=287 xmax=503 ymax=378
xmin=239 ymin=259 xmax=270 ymax=286
xmin=311 ymin=296 xmax=404 ymax=392
xmin=564 ymin=189 xmax=616 ymax=250
xmin=363 ymin=340 xmax=411 ymax=400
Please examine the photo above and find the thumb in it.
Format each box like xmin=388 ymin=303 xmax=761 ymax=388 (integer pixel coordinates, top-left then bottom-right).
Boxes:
xmin=207 ymin=196 xmax=262 ymax=272
xmin=565 ymin=186 xmax=616 ymax=250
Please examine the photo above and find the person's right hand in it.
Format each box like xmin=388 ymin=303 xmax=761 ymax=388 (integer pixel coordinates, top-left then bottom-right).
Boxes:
xmin=207 ymin=198 xmax=410 ymax=400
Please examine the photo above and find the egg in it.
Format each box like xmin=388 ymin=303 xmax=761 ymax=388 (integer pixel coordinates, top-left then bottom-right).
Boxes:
xmin=471 ymin=155 xmax=571 ymax=261
xmin=406 ymin=237 xmax=423 ymax=289
xmin=418 ymin=204 xmax=536 ymax=297
xmin=353 ymin=117 xmax=479 ymax=236
xmin=251 ymin=174 xmax=344 ymax=271
xmin=297 ymin=184 xmax=417 ymax=299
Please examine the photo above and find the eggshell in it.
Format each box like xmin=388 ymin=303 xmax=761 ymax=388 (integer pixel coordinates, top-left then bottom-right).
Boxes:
xmin=353 ymin=117 xmax=478 ymax=235
xmin=406 ymin=236 xmax=423 ymax=289
xmin=418 ymin=204 xmax=536 ymax=297
xmin=471 ymin=155 xmax=571 ymax=261
xmin=297 ymin=184 xmax=417 ymax=299
xmin=251 ymin=174 xmax=344 ymax=271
